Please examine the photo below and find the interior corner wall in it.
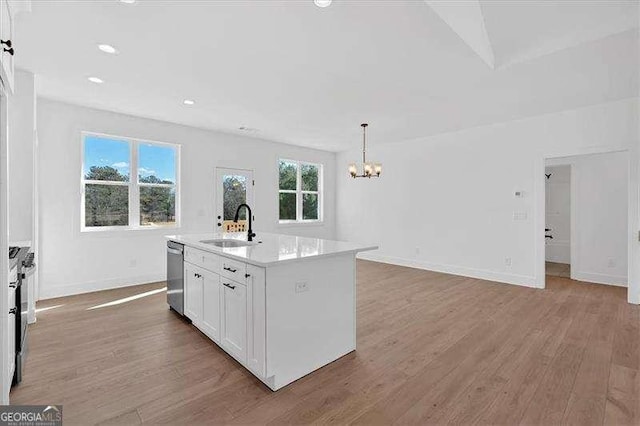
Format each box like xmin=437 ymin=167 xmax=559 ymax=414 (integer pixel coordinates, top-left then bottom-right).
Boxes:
xmin=336 ymin=98 xmax=638 ymax=291
xmin=36 ymin=99 xmax=337 ymax=299
xmin=8 ymin=69 xmax=35 ymax=244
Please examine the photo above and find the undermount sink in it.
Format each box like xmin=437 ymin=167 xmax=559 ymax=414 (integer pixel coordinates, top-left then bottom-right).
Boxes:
xmin=200 ymin=239 xmax=256 ymax=248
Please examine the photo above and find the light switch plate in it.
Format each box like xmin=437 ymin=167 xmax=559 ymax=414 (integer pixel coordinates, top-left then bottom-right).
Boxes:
xmin=513 ymin=212 xmax=527 ymax=221
xmin=295 ymin=281 xmax=309 ymax=293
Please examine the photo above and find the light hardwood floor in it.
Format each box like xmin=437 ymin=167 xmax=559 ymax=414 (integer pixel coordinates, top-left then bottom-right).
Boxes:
xmin=546 ymin=261 xmax=571 ymax=279
xmin=10 ymin=260 xmax=639 ymax=425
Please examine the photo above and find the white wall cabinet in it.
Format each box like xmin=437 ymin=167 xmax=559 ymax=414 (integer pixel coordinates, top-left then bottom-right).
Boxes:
xmin=0 ymin=0 xmax=14 ymax=94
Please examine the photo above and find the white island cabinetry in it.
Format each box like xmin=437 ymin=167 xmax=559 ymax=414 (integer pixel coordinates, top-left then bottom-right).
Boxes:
xmin=169 ymin=232 xmax=376 ymax=391
xmin=182 ymin=244 xmax=266 ymax=376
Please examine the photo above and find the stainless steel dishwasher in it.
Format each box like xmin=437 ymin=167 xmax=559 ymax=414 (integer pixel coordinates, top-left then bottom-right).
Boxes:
xmin=166 ymin=241 xmax=185 ymax=315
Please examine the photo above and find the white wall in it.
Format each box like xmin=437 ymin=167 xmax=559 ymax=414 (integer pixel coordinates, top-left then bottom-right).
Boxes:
xmin=336 ymin=98 xmax=638 ymax=298
xmin=37 ymin=99 xmax=336 ymax=299
xmin=545 ymin=165 xmax=571 ymax=263
xmin=547 ymin=152 xmax=629 ymax=286
xmin=8 ymin=70 xmax=35 ymax=244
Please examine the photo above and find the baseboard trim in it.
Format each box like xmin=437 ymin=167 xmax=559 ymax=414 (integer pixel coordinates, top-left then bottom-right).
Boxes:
xmin=357 ymin=253 xmax=539 ymax=289
xmin=546 ymin=255 xmax=571 ymax=264
xmin=40 ymin=273 xmax=166 ymax=300
xmin=572 ymin=271 xmax=627 ymax=287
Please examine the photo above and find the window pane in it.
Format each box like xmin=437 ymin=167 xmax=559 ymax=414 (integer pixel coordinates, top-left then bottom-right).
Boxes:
xmin=84 ymin=135 xmax=130 ymax=182
xmin=301 ymin=164 xmax=319 ymax=191
xmin=223 ymin=175 xmax=248 ymax=220
xmin=279 ymin=192 xmax=296 ymax=220
xmin=302 ymin=193 xmax=319 ymax=220
xmin=140 ymin=186 xmax=176 ymax=227
xmin=85 ymin=184 xmax=129 ymax=227
xmin=139 ymin=143 xmax=176 ymax=184
xmin=279 ymin=160 xmax=297 ymax=190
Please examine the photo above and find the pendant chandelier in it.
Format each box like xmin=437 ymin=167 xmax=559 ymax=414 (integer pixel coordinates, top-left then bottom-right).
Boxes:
xmin=348 ymin=123 xmax=382 ymax=178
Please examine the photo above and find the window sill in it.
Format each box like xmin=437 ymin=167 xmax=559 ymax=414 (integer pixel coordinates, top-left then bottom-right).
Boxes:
xmin=80 ymin=225 xmax=181 ymax=236
xmin=277 ymin=221 xmax=325 ymax=228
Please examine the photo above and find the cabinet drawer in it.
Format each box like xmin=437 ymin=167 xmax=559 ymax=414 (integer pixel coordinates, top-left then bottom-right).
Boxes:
xmin=184 ymin=246 xmax=203 ymax=265
xmin=220 ymin=257 xmax=247 ymax=282
xmin=202 ymin=251 xmax=221 ymax=272
xmin=185 ymin=247 xmax=221 ymax=273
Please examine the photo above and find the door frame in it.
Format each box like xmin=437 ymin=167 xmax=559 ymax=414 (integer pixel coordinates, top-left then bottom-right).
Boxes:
xmin=535 ymin=146 xmax=639 ymax=304
xmin=214 ymin=167 xmax=255 ymax=231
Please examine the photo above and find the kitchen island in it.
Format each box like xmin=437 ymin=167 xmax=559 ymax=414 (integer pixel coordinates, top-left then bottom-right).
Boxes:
xmin=166 ymin=232 xmax=377 ymax=391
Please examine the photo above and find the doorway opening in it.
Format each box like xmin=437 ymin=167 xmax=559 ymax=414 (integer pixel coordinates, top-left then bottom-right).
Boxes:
xmin=544 ymin=152 xmax=629 ymax=289
xmin=545 ymin=165 xmax=571 ymax=279
xmin=215 ymin=167 xmax=254 ymax=232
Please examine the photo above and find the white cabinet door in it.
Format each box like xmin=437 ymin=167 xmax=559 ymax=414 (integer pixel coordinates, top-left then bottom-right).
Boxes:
xmin=220 ymin=279 xmax=247 ymax=363
xmin=246 ymin=265 xmax=266 ymax=377
xmin=200 ymin=270 xmax=220 ymax=342
xmin=184 ymin=263 xmax=203 ymax=327
xmin=0 ymin=0 xmax=14 ymax=93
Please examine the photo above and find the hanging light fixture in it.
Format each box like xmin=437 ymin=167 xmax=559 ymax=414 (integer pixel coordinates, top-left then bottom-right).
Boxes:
xmin=349 ymin=123 xmax=382 ymax=178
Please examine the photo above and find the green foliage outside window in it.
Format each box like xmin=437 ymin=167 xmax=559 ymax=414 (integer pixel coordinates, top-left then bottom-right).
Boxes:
xmin=278 ymin=160 xmax=320 ymax=221
xmin=301 ymin=164 xmax=318 ymax=191
xmin=279 ymin=161 xmax=297 ymax=190
xmin=84 ymin=166 xmax=129 ymax=227
xmin=84 ymin=165 xmax=176 ymax=228
xmin=279 ymin=193 xmax=296 ymax=220
xmin=223 ymin=175 xmax=248 ymax=220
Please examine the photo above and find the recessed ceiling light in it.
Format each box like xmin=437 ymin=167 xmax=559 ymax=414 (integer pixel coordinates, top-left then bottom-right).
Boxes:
xmin=314 ymin=0 xmax=332 ymax=7
xmin=98 ymin=44 xmax=118 ymax=54
xmin=88 ymin=77 xmax=104 ymax=84
xmin=183 ymin=99 xmax=195 ymax=105
xmin=119 ymin=0 xmax=136 ymax=4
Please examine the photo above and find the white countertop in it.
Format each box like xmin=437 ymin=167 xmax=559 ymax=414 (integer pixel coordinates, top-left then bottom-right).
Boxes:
xmin=166 ymin=232 xmax=378 ymax=267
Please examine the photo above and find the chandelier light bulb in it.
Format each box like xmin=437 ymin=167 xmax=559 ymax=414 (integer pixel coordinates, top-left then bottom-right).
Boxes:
xmin=314 ymin=0 xmax=332 ymax=7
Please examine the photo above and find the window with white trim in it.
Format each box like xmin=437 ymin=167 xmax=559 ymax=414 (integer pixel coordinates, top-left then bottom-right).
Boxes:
xmin=82 ymin=133 xmax=179 ymax=230
xmin=278 ymin=159 xmax=322 ymax=223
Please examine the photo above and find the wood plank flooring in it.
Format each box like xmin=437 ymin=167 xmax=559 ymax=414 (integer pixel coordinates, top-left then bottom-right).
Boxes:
xmin=9 ymin=260 xmax=639 ymax=425
xmin=546 ymin=262 xmax=571 ymax=279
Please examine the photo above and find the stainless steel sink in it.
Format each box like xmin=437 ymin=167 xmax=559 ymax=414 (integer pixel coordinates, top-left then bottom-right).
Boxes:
xmin=200 ymin=239 xmax=255 ymax=248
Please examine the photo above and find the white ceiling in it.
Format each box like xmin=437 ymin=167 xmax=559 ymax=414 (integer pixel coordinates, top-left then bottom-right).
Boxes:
xmin=14 ymin=0 xmax=639 ymax=152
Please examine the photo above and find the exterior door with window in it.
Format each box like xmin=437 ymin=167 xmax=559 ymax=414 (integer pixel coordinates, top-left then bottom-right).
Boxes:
xmin=215 ymin=168 xmax=254 ymax=232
